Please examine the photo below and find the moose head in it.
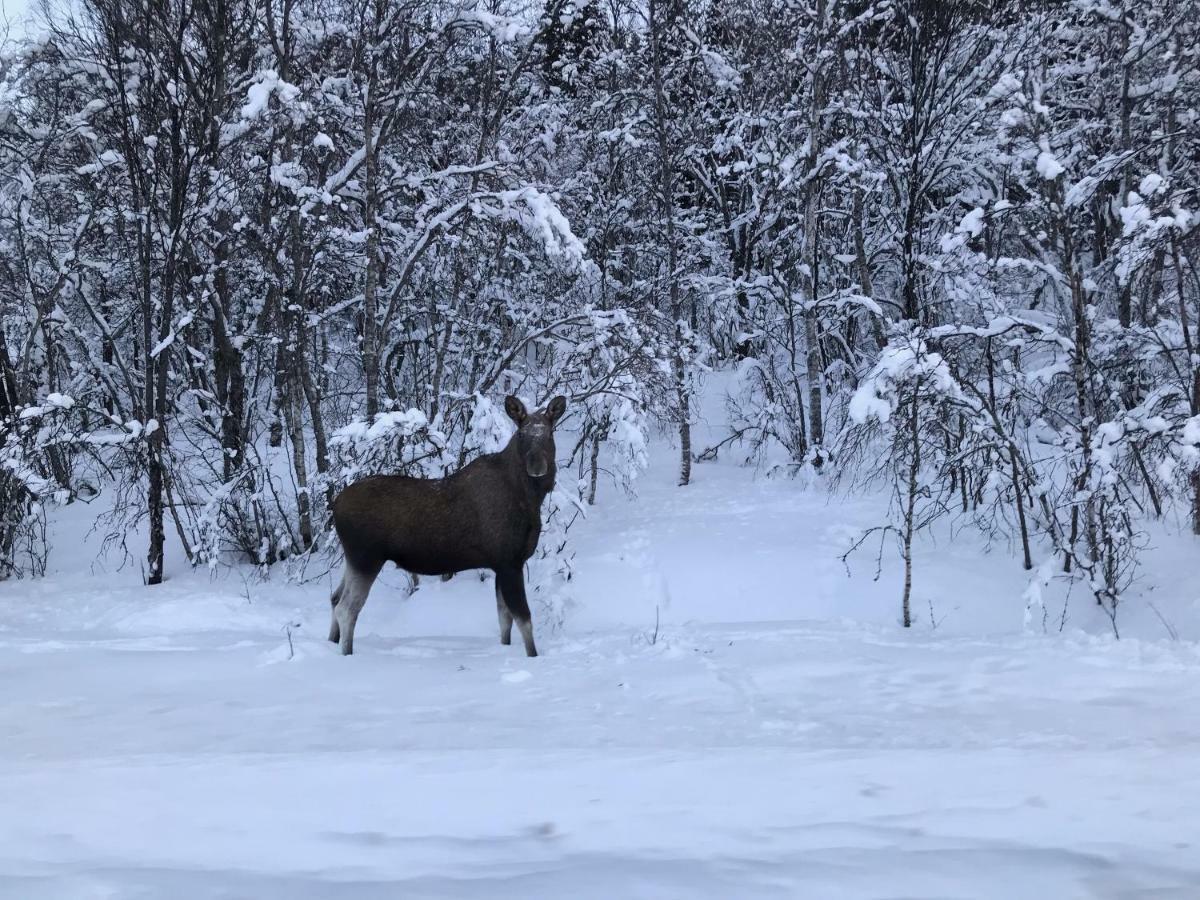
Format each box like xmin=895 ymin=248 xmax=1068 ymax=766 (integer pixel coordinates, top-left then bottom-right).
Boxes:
xmin=504 ymin=395 xmax=567 ymax=480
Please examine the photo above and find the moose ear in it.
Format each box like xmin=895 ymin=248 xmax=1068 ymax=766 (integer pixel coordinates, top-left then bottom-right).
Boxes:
xmin=504 ymin=395 xmax=528 ymax=424
xmin=546 ymin=395 xmax=567 ymax=423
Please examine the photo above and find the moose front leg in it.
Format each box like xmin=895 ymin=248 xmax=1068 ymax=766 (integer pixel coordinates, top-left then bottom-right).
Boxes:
xmin=496 ymin=566 xmax=537 ymax=657
xmin=495 ymin=575 xmax=514 ymax=645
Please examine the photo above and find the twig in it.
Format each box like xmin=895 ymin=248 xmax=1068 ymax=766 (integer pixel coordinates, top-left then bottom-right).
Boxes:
xmin=284 ymin=621 xmax=300 ymax=660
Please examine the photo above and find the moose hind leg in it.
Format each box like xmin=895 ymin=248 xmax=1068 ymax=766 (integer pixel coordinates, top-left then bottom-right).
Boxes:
xmin=328 ymin=574 xmax=346 ymax=644
xmin=495 ymin=576 xmax=514 ymax=645
xmin=497 ymin=567 xmax=537 ymax=657
xmin=336 ymin=561 xmax=382 ymax=656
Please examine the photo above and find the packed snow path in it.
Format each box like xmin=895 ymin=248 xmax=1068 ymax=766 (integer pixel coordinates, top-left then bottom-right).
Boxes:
xmin=4 ymin=620 xmax=1200 ymax=896
xmin=4 ymin=448 xmax=1200 ymax=897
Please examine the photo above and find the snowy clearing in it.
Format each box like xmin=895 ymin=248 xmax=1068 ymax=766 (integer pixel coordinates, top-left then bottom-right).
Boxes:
xmin=3 ymin=435 xmax=1200 ymax=899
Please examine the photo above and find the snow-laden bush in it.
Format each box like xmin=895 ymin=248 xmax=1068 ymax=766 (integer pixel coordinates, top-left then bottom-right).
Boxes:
xmin=0 ymin=395 xmax=82 ymax=578
xmin=838 ymin=329 xmax=972 ymax=628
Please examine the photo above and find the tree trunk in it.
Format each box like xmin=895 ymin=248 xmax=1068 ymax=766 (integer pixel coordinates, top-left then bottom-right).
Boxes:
xmin=286 ymin=209 xmax=314 ymax=551
xmin=0 ymin=329 xmax=18 ymax=419
xmin=1011 ymin=451 xmax=1032 ymax=571
xmin=853 ymin=187 xmax=885 ymax=350
xmin=207 ymin=0 xmax=245 ymax=480
xmin=901 ymin=390 xmax=919 ymax=628
xmin=362 ymin=42 xmax=382 ymax=418
xmin=588 ymin=430 xmax=602 ymax=505
xmin=803 ymin=0 xmax=827 ymax=467
xmin=140 ymin=188 xmax=165 ymax=585
xmin=1193 ymin=367 xmax=1200 ymax=536
xmin=648 ymin=0 xmax=690 ymax=487
xmin=1170 ymin=236 xmax=1200 ymax=535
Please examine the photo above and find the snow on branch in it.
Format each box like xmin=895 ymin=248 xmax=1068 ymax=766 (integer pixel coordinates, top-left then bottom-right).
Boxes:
xmin=457 ymin=7 xmax=532 ymax=43
xmin=848 ymin=337 xmax=963 ymax=426
xmin=240 ymin=70 xmax=300 ymax=120
xmin=476 ymin=187 xmax=588 ymax=266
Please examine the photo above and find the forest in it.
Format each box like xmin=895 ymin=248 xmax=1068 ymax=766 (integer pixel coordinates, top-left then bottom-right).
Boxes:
xmin=4 ymin=2 xmax=1200 ymax=895
xmin=1 ymin=0 xmax=1198 ymax=639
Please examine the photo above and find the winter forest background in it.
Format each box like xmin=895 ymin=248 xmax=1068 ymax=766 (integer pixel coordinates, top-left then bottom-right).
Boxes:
xmin=5 ymin=1 xmax=1200 ymax=894
xmin=1 ymin=0 xmax=1199 ymax=637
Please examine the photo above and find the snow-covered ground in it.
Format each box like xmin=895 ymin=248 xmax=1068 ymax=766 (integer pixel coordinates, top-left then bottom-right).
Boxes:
xmin=3 ymin=392 xmax=1200 ymax=898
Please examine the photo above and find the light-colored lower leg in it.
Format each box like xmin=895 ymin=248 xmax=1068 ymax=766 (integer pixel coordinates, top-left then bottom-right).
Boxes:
xmin=328 ymin=574 xmax=346 ymax=643
xmin=516 ymin=617 xmax=537 ymax=657
xmin=336 ymin=598 xmax=363 ymax=656
xmin=336 ymin=567 xmax=376 ymax=656
xmin=496 ymin=580 xmax=513 ymax=645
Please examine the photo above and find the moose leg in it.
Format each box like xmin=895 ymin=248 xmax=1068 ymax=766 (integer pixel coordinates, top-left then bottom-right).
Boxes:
xmin=495 ymin=576 xmax=514 ymax=645
xmin=496 ymin=566 xmax=537 ymax=657
xmin=335 ymin=561 xmax=382 ymax=656
xmin=328 ymin=573 xmax=346 ymax=643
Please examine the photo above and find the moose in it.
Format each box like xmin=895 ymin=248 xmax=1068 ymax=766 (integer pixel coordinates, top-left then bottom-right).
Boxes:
xmin=328 ymin=394 xmax=567 ymax=657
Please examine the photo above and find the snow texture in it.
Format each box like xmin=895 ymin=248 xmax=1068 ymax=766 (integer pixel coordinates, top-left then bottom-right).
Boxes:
xmin=458 ymin=8 xmax=531 ymax=43
xmin=331 ymin=407 xmax=430 ymax=445
xmin=494 ymin=187 xmax=587 ymax=264
xmin=241 ymin=70 xmax=300 ymax=120
xmin=1036 ymin=150 xmax=1065 ymax=181
xmin=848 ymin=339 xmax=960 ymax=425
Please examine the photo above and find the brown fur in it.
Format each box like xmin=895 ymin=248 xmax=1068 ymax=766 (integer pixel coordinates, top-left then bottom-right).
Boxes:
xmin=328 ymin=395 xmax=566 ymax=656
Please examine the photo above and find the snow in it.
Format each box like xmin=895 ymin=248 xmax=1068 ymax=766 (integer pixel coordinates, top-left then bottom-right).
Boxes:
xmin=959 ymin=206 xmax=985 ymax=236
xmin=1182 ymin=414 xmax=1200 ymax=446
xmin=1139 ymin=172 xmax=1165 ymax=196
xmin=458 ymin=8 xmax=531 ymax=43
xmin=940 ymin=206 xmax=986 ymax=251
xmin=150 ymin=330 xmax=175 ymax=357
xmin=492 ymin=187 xmax=587 ymax=265
xmin=1036 ymin=149 xmax=1065 ymax=181
xmin=331 ymin=407 xmax=431 ymax=445
xmin=848 ymin=339 xmax=961 ymax=424
xmin=1121 ymin=190 xmax=1151 ymax=235
xmin=847 ymin=383 xmax=892 ymax=425
xmin=241 ymin=70 xmax=300 ymax=120
xmin=682 ymin=26 xmax=742 ymax=90
xmin=3 ymin=386 xmax=1200 ymax=897
xmin=74 ymin=149 xmax=122 ymax=176
xmin=467 ymin=394 xmax=515 ymax=454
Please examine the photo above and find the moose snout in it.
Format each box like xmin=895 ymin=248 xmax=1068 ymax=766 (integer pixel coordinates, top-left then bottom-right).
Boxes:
xmin=525 ymin=452 xmax=549 ymax=478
